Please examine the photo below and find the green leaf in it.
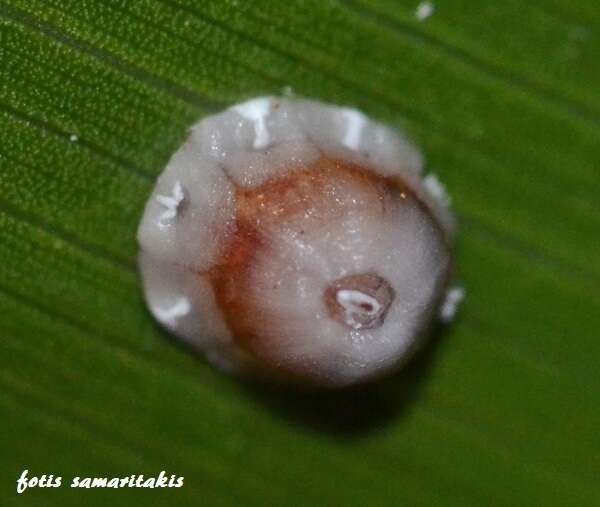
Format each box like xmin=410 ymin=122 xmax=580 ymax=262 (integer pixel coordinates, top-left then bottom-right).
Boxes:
xmin=1 ymin=1 xmax=598 ymax=505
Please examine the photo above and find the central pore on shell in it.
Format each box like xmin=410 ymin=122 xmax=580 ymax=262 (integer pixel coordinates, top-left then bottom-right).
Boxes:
xmin=324 ymin=273 xmax=395 ymax=330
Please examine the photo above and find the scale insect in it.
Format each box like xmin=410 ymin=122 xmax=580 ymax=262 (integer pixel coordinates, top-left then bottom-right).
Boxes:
xmin=137 ymin=97 xmax=462 ymax=388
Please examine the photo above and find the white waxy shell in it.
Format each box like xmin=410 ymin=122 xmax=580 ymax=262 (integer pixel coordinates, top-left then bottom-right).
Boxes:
xmin=137 ymin=96 xmax=460 ymax=388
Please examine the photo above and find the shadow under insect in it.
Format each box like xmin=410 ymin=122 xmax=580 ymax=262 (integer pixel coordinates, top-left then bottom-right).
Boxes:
xmin=241 ymin=319 xmax=451 ymax=439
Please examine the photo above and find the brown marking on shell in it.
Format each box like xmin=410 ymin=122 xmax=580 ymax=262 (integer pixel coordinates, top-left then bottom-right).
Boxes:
xmin=207 ymin=156 xmax=422 ymax=378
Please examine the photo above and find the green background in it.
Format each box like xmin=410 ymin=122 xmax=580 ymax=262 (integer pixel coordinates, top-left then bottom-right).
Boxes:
xmin=1 ymin=0 xmax=599 ymax=505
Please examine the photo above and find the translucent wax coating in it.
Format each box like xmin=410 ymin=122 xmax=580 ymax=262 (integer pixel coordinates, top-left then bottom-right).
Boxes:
xmin=138 ymin=97 xmax=460 ymax=387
